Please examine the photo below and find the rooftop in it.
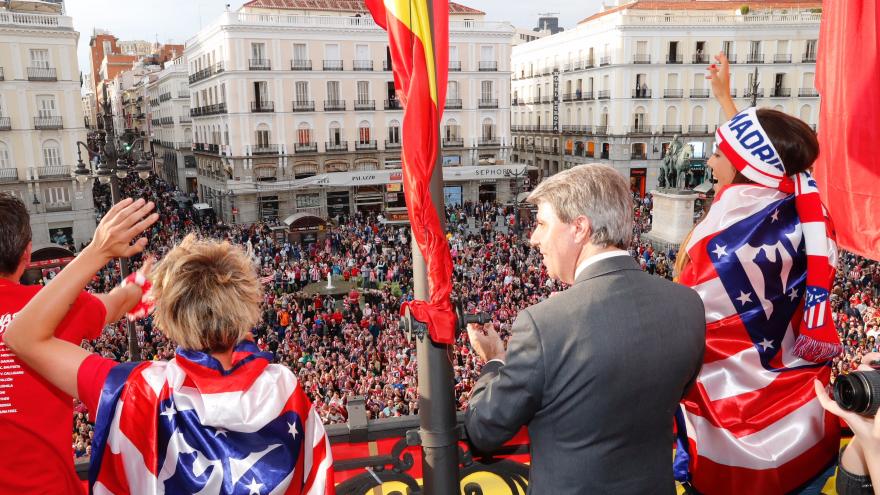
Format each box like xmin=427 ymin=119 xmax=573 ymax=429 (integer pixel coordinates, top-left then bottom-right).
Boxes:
xmin=579 ymin=0 xmax=822 ymax=24
xmin=241 ymin=0 xmax=484 ymax=15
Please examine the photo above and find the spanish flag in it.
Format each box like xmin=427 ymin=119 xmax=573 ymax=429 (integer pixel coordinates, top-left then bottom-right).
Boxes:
xmin=366 ymin=0 xmax=456 ymax=343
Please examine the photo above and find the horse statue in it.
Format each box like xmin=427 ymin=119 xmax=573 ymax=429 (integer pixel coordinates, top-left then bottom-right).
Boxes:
xmin=659 ymin=135 xmax=694 ymax=189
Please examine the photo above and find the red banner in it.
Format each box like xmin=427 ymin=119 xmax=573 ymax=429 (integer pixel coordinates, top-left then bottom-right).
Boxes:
xmin=813 ymin=0 xmax=880 ymax=260
xmin=366 ymin=0 xmax=456 ymax=343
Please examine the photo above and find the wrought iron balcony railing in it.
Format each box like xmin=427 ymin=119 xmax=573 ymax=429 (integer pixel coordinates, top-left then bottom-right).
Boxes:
xmin=292 ymin=100 xmax=316 ymax=112
xmin=478 ymin=138 xmax=500 ymax=146
xmin=291 ymin=59 xmax=312 ymax=71
xmin=746 ymin=53 xmax=765 ymax=64
xmin=384 ymin=99 xmax=402 ymax=110
xmin=249 ymin=58 xmax=272 ymax=70
xmin=688 ymin=124 xmax=710 ymax=135
xmin=384 ymin=140 xmax=401 ymax=149
xmin=774 ymin=54 xmax=792 ymax=63
xmin=666 ymin=54 xmax=683 ymax=64
xmin=633 ymin=54 xmax=651 ymax=64
xmin=0 ymin=116 xmax=10 ymax=131
xmin=597 ymin=90 xmax=611 ymax=99
xmin=34 ymin=116 xmax=62 ymax=129
xmin=27 ymin=67 xmax=56 ymax=81
xmin=294 ymin=142 xmax=318 ymax=153
xmin=324 ymin=100 xmax=346 ymax=111
xmin=323 ymin=59 xmax=344 ymax=71
xmin=632 ymin=89 xmax=652 ymax=99
xmin=353 ymin=60 xmax=373 ymax=71
xmin=663 ymin=89 xmax=684 ymax=98
xmin=355 ymin=140 xmax=377 ymax=150
xmin=693 ymin=53 xmax=709 ymax=64
xmin=37 ymin=166 xmax=70 ymax=179
xmin=690 ymin=89 xmax=710 ymax=98
xmin=251 ymin=101 xmax=275 ymax=112
xmin=662 ymin=124 xmax=683 ymax=134
xmin=770 ymin=87 xmax=792 ymax=97
xmin=354 ymin=100 xmax=375 ymax=111
xmin=478 ymin=99 xmax=499 ymax=109
xmin=445 ymin=98 xmax=462 ymax=109
xmin=448 ymin=60 xmax=461 ymax=71
xmin=629 ymin=125 xmax=652 ymax=135
xmin=442 ymin=138 xmax=464 ymax=147
xmin=251 ymin=144 xmax=280 ymax=155
xmin=478 ymin=61 xmax=498 ymax=71
xmin=325 ymin=141 xmax=349 ymax=152
xmin=799 ymin=88 xmax=819 ymax=97
xmin=0 ymin=167 xmax=18 ymax=183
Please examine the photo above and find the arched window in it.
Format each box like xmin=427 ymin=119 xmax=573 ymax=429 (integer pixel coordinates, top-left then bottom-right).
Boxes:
xmin=481 ymin=117 xmax=495 ymax=140
xmin=297 ymin=122 xmax=312 ymax=145
xmin=0 ymin=141 xmax=10 ymax=168
xmin=388 ymin=119 xmax=401 ymax=144
xmin=445 ymin=118 xmax=459 ymax=140
xmin=358 ymin=120 xmax=371 ymax=144
xmin=42 ymin=139 xmax=61 ymax=167
xmin=692 ymin=106 xmax=704 ymax=125
xmin=328 ymin=121 xmax=342 ymax=145
xmin=665 ymin=106 xmax=678 ymax=125
xmin=799 ymin=105 xmax=812 ymax=123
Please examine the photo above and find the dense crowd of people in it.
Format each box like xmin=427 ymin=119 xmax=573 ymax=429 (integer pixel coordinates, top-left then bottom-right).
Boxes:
xmin=66 ymin=176 xmax=878 ymax=461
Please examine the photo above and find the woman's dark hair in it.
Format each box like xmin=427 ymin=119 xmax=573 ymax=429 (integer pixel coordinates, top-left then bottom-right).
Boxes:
xmin=0 ymin=193 xmax=31 ymax=275
xmin=756 ymin=108 xmax=819 ymax=176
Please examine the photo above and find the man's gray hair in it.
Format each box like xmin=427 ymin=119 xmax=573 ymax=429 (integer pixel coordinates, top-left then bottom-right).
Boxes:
xmin=526 ymin=164 xmax=633 ymax=248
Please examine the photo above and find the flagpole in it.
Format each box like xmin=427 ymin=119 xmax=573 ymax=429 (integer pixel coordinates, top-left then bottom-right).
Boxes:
xmin=411 ymin=1 xmax=460 ymax=492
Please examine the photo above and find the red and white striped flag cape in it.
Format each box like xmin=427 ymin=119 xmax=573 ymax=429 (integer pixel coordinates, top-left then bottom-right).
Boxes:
xmin=677 ymin=181 xmax=839 ymax=494
xmin=88 ymin=341 xmax=333 ymax=494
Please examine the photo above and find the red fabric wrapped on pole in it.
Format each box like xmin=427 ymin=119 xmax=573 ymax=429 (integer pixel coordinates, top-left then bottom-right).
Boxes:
xmin=813 ymin=0 xmax=880 ymax=260
xmin=366 ymin=0 xmax=456 ymax=343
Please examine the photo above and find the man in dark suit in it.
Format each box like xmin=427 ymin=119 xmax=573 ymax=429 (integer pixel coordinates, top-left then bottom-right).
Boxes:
xmin=465 ymin=164 xmax=705 ymax=494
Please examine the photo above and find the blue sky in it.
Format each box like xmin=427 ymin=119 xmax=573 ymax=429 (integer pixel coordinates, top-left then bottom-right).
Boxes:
xmin=67 ymin=0 xmax=606 ymax=74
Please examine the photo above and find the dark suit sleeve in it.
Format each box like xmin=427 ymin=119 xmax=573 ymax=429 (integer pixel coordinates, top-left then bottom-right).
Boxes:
xmin=465 ymin=309 xmax=545 ymax=452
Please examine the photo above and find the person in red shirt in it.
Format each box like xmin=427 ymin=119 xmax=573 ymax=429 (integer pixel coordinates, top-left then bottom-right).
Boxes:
xmin=0 ymin=193 xmax=146 ymax=494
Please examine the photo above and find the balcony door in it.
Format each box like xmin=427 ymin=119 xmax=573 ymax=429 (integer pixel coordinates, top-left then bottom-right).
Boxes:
xmin=37 ymin=95 xmax=57 ymax=118
xmin=254 ymin=81 xmax=269 ymax=105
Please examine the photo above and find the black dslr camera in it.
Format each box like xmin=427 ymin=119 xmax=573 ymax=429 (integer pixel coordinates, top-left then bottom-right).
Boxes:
xmin=834 ymin=368 xmax=880 ymax=417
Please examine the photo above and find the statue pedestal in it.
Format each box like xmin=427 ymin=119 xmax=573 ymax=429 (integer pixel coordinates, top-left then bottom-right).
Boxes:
xmin=646 ymin=189 xmax=698 ymax=247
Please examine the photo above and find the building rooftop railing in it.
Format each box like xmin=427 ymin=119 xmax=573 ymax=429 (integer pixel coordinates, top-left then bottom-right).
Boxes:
xmin=618 ymin=12 xmax=821 ymax=27
xmin=0 ymin=11 xmax=73 ymax=29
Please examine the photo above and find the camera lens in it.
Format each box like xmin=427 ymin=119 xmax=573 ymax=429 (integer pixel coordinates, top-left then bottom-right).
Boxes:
xmin=833 ymin=371 xmax=880 ymax=417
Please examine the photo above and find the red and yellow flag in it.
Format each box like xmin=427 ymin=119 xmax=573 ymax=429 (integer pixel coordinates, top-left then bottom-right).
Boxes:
xmin=366 ymin=0 xmax=455 ymax=343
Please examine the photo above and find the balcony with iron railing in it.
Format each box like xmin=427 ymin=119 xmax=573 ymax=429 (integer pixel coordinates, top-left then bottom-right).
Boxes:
xmin=294 ymin=142 xmax=318 ymax=153
xmin=160 ymin=116 xmax=174 ymax=125
xmin=633 ymin=54 xmax=651 ymax=64
xmin=600 ymin=56 xmax=612 ymax=66
xmin=37 ymin=166 xmax=70 ymax=179
xmin=0 ymin=67 xmax=4 ymax=81
xmin=540 ymin=96 xmax=552 ymax=104
xmin=771 ymin=87 xmax=792 ymax=97
xmin=292 ymin=100 xmax=316 ymax=112
xmin=799 ymin=88 xmax=819 ymax=97
xmin=353 ymin=60 xmax=373 ymax=71
xmin=690 ymin=89 xmax=710 ymax=98
xmin=325 ymin=141 xmax=349 ymax=152
xmin=631 ymin=151 xmax=647 ymax=160
xmin=179 ymin=116 xmax=192 ymax=123
xmin=34 ymin=116 xmax=62 ymax=129
xmin=324 ymin=100 xmax=346 ymax=111
xmin=663 ymin=89 xmax=684 ymax=98
xmin=662 ymin=125 xmax=683 ymax=134
xmin=149 ymin=98 xmax=160 ymax=107
xmin=159 ymin=92 xmax=172 ymax=102
xmin=251 ymin=101 xmax=275 ymax=112
xmin=384 ymin=99 xmax=402 ymax=110
xmin=445 ymin=98 xmax=462 ymax=109
xmin=666 ymin=54 xmax=683 ymax=64
xmin=632 ymin=89 xmax=652 ymax=99
xmin=478 ymin=99 xmax=498 ymax=109
xmin=594 ymin=125 xmax=608 ymax=135
xmin=354 ymin=100 xmax=376 ymax=111
xmin=693 ymin=53 xmax=710 ymax=64
xmin=291 ymin=59 xmax=312 ymax=71
xmin=774 ymin=54 xmax=792 ymax=63
xmin=27 ymin=66 xmax=56 ymax=81
xmin=478 ymin=61 xmax=498 ymax=71
xmin=249 ymin=58 xmax=271 ymax=70
xmin=803 ymin=53 xmax=817 ymax=63
xmin=0 ymin=116 xmax=10 ymax=131
xmin=597 ymin=90 xmax=611 ymax=99
xmin=478 ymin=138 xmax=500 ymax=146
xmin=442 ymin=138 xmax=464 ymax=147
xmin=688 ymin=125 xmax=710 ymax=135
xmin=177 ymin=91 xmax=190 ymax=99
xmin=629 ymin=125 xmax=652 ymax=135
xmin=355 ymin=140 xmax=377 ymax=150
xmin=449 ymin=60 xmax=461 ymax=71
xmin=746 ymin=53 xmax=765 ymax=63
xmin=0 ymin=167 xmax=17 ymax=183
xmin=724 ymin=54 xmax=738 ymax=64
xmin=384 ymin=140 xmax=401 ymax=149
xmin=323 ymin=59 xmax=344 ymax=71
xmin=190 ymin=102 xmax=228 ymax=117
xmin=561 ymin=125 xmax=592 ymax=135
xmin=742 ymin=88 xmax=764 ymax=98
xmin=250 ymin=144 xmax=280 ymax=155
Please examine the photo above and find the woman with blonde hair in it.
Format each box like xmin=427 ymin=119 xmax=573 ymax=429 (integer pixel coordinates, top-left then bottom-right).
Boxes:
xmin=5 ymin=198 xmax=334 ymax=494
xmin=673 ymin=55 xmax=841 ymax=494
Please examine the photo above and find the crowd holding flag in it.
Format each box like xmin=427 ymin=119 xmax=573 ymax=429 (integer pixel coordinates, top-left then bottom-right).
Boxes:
xmin=366 ymin=0 xmax=456 ymax=344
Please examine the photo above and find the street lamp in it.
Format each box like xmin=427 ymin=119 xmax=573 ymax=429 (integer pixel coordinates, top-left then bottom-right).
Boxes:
xmin=74 ymin=86 xmax=150 ymax=361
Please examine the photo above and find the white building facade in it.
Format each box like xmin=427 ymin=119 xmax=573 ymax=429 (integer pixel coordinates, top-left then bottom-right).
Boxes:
xmin=0 ymin=3 xmax=94 ymax=250
xmin=184 ymin=0 xmax=515 ymax=224
xmin=147 ymin=57 xmax=195 ymax=192
xmin=510 ymin=1 xmax=821 ymax=196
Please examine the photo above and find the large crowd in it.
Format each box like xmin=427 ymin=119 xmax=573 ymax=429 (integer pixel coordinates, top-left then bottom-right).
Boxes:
xmin=67 ymin=175 xmax=878 ymax=460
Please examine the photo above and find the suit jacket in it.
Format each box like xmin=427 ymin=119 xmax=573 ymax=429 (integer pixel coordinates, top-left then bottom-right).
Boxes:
xmin=465 ymin=255 xmax=705 ymax=494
